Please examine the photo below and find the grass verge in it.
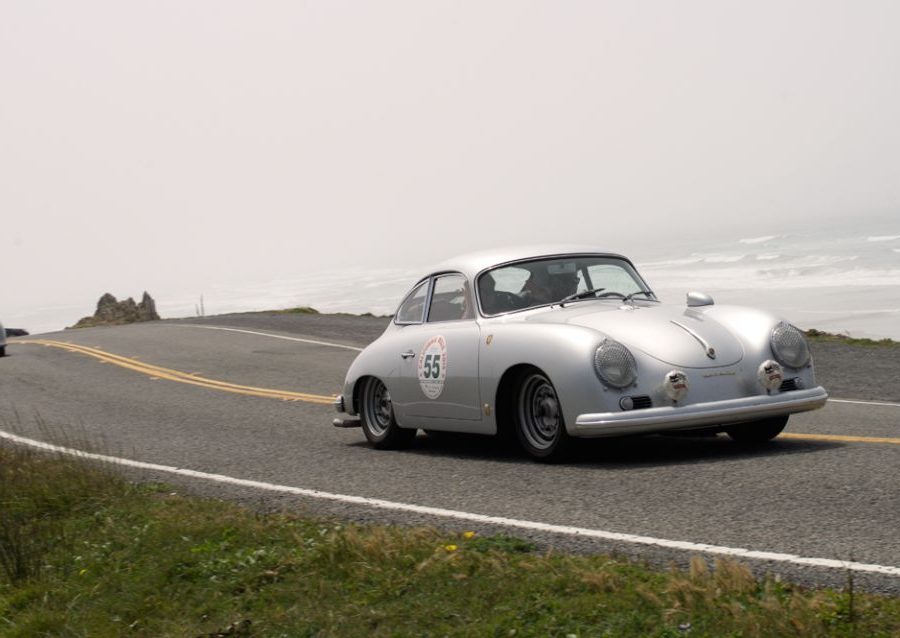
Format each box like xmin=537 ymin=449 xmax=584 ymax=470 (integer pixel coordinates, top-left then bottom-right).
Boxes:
xmin=1 ymin=446 xmax=899 ymax=637
xmin=804 ymin=328 xmax=899 ymax=348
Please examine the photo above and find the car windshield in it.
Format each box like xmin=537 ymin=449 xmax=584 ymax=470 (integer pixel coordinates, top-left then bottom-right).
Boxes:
xmin=477 ymin=255 xmax=654 ymax=316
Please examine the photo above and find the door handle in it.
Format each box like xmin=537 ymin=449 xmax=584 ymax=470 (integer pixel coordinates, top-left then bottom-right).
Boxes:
xmin=400 ymin=350 xmax=415 ymax=359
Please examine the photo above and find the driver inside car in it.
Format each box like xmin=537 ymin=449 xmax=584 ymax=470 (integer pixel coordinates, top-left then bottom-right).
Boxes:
xmin=549 ymin=271 xmax=579 ymax=301
xmin=522 ymin=268 xmax=579 ymax=305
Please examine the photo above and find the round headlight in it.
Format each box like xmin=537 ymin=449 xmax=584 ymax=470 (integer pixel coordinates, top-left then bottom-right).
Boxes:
xmin=594 ymin=339 xmax=637 ymax=388
xmin=770 ymin=322 xmax=810 ymax=369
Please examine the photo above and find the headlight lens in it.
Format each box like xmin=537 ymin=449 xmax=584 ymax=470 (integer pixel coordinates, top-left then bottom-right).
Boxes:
xmin=770 ymin=322 xmax=810 ymax=368
xmin=594 ymin=339 xmax=637 ymax=388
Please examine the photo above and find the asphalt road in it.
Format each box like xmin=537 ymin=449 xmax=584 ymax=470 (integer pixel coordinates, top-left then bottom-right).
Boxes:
xmin=1 ymin=313 xmax=898 ymax=593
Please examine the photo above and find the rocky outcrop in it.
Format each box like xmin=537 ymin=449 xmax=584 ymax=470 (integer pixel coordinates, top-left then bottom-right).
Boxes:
xmin=71 ymin=292 xmax=160 ymax=328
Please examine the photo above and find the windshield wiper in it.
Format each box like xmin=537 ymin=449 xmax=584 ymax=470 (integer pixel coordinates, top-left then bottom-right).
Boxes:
xmin=623 ymin=290 xmax=658 ymax=303
xmin=559 ymin=289 xmax=658 ymax=307
xmin=559 ymin=287 xmax=605 ymax=306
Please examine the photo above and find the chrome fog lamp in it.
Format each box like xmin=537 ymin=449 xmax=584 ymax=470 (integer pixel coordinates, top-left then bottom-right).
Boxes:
xmin=770 ymin=322 xmax=811 ymax=368
xmin=663 ymin=370 xmax=689 ymax=402
xmin=758 ymin=359 xmax=784 ymax=391
xmin=594 ymin=339 xmax=637 ymax=388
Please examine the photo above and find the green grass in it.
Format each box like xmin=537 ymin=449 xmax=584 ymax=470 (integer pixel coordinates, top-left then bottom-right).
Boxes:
xmin=804 ymin=328 xmax=899 ymax=348
xmin=2 ymin=447 xmax=899 ymax=637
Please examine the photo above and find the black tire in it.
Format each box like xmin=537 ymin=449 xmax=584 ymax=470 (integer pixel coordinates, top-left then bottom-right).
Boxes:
xmin=514 ymin=369 xmax=571 ymax=461
xmin=359 ymin=377 xmax=416 ymax=449
xmin=0 ymin=346 xmax=5 ymax=357
xmin=725 ymin=415 xmax=789 ymax=444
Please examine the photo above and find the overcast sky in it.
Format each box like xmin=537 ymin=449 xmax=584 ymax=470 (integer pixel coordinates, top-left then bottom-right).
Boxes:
xmin=2 ymin=1 xmax=899 ymax=319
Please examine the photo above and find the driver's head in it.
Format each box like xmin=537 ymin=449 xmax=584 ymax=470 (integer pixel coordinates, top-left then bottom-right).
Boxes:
xmin=550 ymin=272 xmax=579 ymax=299
xmin=522 ymin=268 xmax=552 ymax=301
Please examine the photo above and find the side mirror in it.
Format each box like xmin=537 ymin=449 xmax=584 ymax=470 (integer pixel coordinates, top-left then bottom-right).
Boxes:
xmin=687 ymin=291 xmax=715 ymax=307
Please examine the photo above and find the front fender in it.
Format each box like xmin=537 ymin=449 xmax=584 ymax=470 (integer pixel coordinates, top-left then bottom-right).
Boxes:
xmin=479 ymin=321 xmax=611 ymax=435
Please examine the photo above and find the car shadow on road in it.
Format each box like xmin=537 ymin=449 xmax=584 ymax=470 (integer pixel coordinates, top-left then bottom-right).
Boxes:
xmin=348 ymin=431 xmax=845 ymax=468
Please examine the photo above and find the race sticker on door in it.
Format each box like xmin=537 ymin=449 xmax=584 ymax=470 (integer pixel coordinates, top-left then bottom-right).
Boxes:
xmin=417 ymin=335 xmax=447 ymax=399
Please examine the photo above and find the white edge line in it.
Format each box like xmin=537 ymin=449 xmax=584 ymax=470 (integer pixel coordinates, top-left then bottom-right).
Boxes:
xmin=829 ymin=398 xmax=900 ymax=408
xmin=179 ymin=325 xmax=364 ymax=352
xmin=2 ymin=428 xmax=898 ymax=578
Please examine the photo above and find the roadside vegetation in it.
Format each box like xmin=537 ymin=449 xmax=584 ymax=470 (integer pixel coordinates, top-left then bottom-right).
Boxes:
xmin=240 ymin=306 xmax=390 ymax=318
xmin=270 ymin=306 xmax=321 ymax=315
xmin=804 ymin=328 xmax=898 ymax=348
xmin=1 ymin=446 xmax=899 ymax=637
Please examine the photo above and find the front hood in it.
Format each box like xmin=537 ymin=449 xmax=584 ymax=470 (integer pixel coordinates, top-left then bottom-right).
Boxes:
xmin=525 ymin=302 xmax=744 ymax=368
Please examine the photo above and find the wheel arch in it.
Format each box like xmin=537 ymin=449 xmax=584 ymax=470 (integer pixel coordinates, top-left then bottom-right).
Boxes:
xmin=494 ymin=363 xmax=543 ymax=440
xmin=351 ymin=374 xmax=376 ymax=416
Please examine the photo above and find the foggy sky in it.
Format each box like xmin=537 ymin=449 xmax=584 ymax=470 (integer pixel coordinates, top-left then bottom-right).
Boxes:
xmin=2 ymin=1 xmax=899 ymax=318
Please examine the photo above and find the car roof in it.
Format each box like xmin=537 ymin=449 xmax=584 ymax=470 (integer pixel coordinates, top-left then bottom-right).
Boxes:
xmin=425 ymin=244 xmax=631 ymax=281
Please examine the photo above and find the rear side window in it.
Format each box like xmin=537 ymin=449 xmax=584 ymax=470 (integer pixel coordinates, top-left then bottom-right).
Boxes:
xmin=395 ymin=280 xmax=429 ymax=323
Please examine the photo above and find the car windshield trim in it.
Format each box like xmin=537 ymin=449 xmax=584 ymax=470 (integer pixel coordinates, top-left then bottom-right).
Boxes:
xmin=475 ymin=253 xmax=655 ymax=318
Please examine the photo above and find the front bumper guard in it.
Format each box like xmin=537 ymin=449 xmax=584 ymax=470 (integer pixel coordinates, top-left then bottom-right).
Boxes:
xmin=574 ymin=386 xmax=828 ymax=437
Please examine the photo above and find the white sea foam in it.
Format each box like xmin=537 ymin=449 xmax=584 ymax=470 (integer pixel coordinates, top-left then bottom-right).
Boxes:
xmin=867 ymin=235 xmax=900 ymax=242
xmin=692 ymin=253 xmax=746 ymax=264
xmin=634 ymin=256 xmax=704 ymax=268
xmin=14 ymin=228 xmax=900 ymax=341
xmin=739 ymin=235 xmax=780 ymax=244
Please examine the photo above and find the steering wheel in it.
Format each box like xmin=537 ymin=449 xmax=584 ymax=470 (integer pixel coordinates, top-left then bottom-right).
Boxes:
xmin=494 ymin=291 xmax=530 ymax=311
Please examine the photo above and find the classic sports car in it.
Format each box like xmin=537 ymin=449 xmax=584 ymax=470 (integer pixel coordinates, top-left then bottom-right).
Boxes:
xmin=333 ymin=246 xmax=828 ymax=460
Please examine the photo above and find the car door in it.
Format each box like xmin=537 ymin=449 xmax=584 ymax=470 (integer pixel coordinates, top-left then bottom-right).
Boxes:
xmin=391 ymin=273 xmax=482 ymax=424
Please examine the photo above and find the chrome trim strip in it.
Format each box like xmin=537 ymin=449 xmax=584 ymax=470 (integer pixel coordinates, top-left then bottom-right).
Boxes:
xmin=573 ymin=387 xmax=828 ymax=437
xmin=671 ymin=320 xmax=717 ymax=359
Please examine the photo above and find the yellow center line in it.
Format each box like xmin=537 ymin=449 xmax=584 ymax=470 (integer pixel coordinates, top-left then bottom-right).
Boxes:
xmin=780 ymin=432 xmax=900 ymax=445
xmin=17 ymin=339 xmax=336 ymax=405
xmin=13 ymin=340 xmax=900 ymax=444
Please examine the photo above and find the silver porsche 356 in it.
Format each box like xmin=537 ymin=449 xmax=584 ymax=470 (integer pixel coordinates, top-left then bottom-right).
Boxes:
xmin=333 ymin=246 xmax=828 ymax=461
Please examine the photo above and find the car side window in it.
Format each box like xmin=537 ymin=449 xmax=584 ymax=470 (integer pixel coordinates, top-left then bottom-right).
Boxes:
xmin=395 ymin=280 xmax=429 ymax=324
xmin=427 ymin=274 xmax=472 ymax=322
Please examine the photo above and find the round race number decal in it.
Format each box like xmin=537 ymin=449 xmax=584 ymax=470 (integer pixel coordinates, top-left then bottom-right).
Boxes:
xmin=417 ymin=335 xmax=447 ymax=399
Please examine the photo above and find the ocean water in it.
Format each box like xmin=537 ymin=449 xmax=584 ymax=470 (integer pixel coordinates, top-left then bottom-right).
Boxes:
xmin=8 ymin=224 xmax=900 ymax=340
xmin=638 ymin=230 xmax=900 ymax=340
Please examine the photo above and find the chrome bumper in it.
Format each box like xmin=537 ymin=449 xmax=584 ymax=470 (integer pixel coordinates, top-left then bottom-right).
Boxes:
xmin=573 ymin=386 xmax=828 ymax=437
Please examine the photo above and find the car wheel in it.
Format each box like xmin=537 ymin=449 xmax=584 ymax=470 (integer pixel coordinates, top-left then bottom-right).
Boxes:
xmin=515 ymin=370 xmax=570 ymax=461
xmin=0 ymin=346 xmax=5 ymax=357
xmin=725 ymin=415 xmax=789 ymax=444
xmin=359 ymin=377 xmax=416 ymax=449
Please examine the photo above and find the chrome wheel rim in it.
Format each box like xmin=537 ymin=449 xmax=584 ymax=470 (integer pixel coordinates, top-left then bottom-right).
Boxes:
xmin=518 ymin=373 xmax=561 ymax=451
xmin=364 ymin=378 xmax=393 ymax=436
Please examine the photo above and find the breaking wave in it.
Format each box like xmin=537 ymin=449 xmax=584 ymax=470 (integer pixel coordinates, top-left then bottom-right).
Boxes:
xmin=738 ymin=235 xmax=781 ymax=244
xmin=867 ymin=235 xmax=900 ymax=242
